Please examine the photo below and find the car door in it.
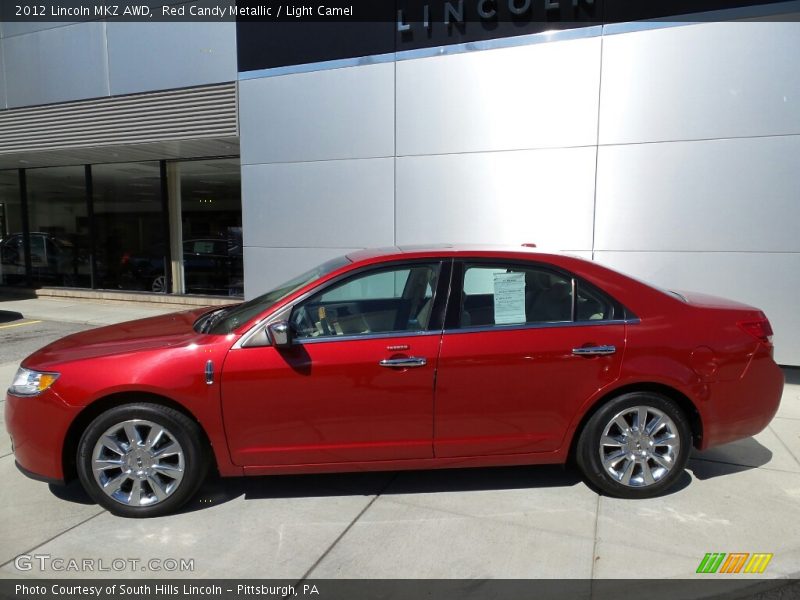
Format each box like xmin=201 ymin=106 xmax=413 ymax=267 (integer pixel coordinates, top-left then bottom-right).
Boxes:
xmin=221 ymin=260 xmax=451 ymax=466
xmin=434 ymin=260 xmax=627 ymax=458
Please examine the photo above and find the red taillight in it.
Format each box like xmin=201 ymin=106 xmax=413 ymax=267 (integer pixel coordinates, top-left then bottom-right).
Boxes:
xmin=738 ymin=317 xmax=774 ymax=344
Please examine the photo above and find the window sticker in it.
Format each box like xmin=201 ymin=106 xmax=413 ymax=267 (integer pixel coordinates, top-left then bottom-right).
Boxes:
xmin=493 ymin=272 xmax=526 ymax=324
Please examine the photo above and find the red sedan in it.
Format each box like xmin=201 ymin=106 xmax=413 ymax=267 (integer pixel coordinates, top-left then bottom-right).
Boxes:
xmin=6 ymin=246 xmax=784 ymax=517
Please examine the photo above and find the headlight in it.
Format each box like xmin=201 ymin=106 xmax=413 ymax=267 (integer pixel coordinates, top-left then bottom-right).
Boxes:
xmin=9 ymin=367 xmax=60 ymax=397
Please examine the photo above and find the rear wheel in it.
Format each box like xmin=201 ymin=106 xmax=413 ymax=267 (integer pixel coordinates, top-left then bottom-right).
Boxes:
xmin=576 ymin=392 xmax=691 ymax=498
xmin=77 ymin=403 xmax=207 ymax=517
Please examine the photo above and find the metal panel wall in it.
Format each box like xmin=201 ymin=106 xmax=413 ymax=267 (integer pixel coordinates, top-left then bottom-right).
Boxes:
xmin=396 ymin=37 xmax=602 ymax=156
xmin=239 ymin=63 xmax=395 ymax=164
xmin=242 ymin=159 xmax=395 ymax=251
xmin=595 ymin=20 xmax=800 ymax=365
xmin=2 ymin=22 xmax=110 ymax=108
xmin=594 ymin=136 xmax=800 ymax=253
xmin=106 ymin=22 xmax=237 ymax=96
xmin=0 ymin=21 xmax=236 ymax=109
xmin=396 ymin=148 xmax=597 ymax=250
xmin=236 ymin=19 xmax=800 ymax=364
xmin=599 ymin=22 xmax=800 ymax=144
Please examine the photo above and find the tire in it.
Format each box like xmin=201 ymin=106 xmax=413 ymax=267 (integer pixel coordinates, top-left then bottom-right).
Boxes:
xmin=76 ymin=403 xmax=208 ymax=518
xmin=576 ymin=392 xmax=691 ymax=499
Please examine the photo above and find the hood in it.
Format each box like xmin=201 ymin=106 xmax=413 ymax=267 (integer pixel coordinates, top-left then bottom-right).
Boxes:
xmin=23 ymin=307 xmax=214 ymax=368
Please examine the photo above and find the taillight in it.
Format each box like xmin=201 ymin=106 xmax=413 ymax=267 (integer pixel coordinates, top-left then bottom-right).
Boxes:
xmin=738 ymin=317 xmax=774 ymax=344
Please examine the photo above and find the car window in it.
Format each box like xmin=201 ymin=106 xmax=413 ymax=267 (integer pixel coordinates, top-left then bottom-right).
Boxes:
xmin=461 ymin=264 xmax=572 ymax=327
xmin=204 ymin=255 xmax=351 ymax=334
xmin=292 ymin=263 xmax=441 ymax=339
xmin=575 ymin=281 xmax=620 ymax=321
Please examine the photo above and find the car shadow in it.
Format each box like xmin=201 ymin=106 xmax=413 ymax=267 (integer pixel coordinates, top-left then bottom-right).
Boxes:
xmin=47 ymin=445 xmax=762 ymax=514
xmin=48 ymin=479 xmax=95 ymax=505
xmin=176 ymin=464 xmax=585 ymax=514
xmin=0 ymin=310 xmax=24 ymax=324
xmin=687 ymin=436 xmax=773 ymax=480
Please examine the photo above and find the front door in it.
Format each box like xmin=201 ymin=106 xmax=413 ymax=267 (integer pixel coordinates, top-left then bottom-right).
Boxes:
xmin=222 ymin=261 xmax=449 ymax=466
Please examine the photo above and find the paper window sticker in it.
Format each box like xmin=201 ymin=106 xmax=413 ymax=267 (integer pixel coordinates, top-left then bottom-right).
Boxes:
xmin=493 ymin=272 xmax=526 ymax=325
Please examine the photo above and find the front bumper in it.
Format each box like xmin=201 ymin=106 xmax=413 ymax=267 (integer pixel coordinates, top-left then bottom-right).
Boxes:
xmin=5 ymin=388 xmax=77 ymax=483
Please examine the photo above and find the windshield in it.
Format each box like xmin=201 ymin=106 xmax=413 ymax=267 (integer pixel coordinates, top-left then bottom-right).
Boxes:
xmin=202 ymin=255 xmax=351 ymax=334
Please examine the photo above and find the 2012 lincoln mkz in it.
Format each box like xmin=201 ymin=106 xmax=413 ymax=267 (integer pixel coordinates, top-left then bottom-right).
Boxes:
xmin=5 ymin=246 xmax=784 ymax=517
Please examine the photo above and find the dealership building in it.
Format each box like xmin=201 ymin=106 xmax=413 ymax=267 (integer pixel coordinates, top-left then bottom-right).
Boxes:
xmin=0 ymin=1 xmax=798 ymax=364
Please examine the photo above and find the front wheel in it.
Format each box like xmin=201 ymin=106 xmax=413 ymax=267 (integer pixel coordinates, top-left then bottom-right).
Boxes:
xmin=576 ymin=392 xmax=691 ymax=498
xmin=76 ymin=403 xmax=208 ymax=517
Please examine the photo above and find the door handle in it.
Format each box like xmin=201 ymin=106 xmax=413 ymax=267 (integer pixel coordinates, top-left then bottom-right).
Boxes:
xmin=379 ymin=357 xmax=427 ymax=368
xmin=572 ymin=345 xmax=616 ymax=356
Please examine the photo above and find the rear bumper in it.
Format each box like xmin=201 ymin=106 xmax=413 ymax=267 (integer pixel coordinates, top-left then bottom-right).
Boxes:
xmin=5 ymin=389 xmax=75 ymax=483
xmin=699 ymin=351 xmax=784 ymax=450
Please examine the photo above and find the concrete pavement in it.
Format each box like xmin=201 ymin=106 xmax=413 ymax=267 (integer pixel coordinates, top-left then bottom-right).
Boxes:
xmin=0 ymin=303 xmax=799 ymax=582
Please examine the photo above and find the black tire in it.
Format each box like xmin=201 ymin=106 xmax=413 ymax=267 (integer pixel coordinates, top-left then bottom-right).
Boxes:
xmin=576 ymin=392 xmax=692 ymax=498
xmin=76 ymin=403 xmax=208 ymax=518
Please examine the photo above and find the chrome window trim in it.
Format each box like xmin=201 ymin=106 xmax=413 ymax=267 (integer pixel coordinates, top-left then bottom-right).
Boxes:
xmin=442 ymin=318 xmax=640 ymax=336
xmin=294 ymin=329 xmax=444 ymax=345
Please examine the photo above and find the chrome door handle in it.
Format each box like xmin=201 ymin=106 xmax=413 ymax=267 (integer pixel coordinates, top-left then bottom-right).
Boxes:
xmin=379 ymin=357 xmax=427 ymax=368
xmin=572 ymin=345 xmax=616 ymax=356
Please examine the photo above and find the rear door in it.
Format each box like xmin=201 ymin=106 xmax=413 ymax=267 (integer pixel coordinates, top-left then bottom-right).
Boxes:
xmin=434 ymin=260 xmax=627 ymax=458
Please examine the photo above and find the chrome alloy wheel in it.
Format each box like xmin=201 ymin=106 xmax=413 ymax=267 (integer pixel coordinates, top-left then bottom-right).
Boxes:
xmin=91 ymin=419 xmax=185 ymax=506
xmin=598 ymin=406 xmax=680 ymax=488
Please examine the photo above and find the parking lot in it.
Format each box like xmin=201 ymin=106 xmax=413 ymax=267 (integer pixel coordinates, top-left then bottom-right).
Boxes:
xmin=1 ymin=300 xmax=799 ymax=582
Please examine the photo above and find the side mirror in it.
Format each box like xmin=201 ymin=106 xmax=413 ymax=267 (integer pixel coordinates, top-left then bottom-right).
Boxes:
xmin=268 ymin=320 xmax=292 ymax=348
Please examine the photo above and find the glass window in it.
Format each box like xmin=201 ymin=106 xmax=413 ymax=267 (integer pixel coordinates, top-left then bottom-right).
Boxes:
xmin=92 ymin=162 xmax=167 ymax=292
xmin=460 ymin=264 xmax=573 ymax=327
xmin=204 ymin=255 xmax=351 ymax=335
xmin=0 ymin=170 xmax=24 ymax=286
xmin=575 ymin=281 xmax=623 ymax=322
xmin=179 ymin=159 xmax=242 ymax=297
xmin=292 ymin=263 xmax=441 ymax=339
xmin=25 ymin=166 xmax=90 ymax=288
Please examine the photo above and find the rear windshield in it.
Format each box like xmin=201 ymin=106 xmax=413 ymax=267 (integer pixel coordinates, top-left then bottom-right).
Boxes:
xmin=198 ymin=255 xmax=351 ymax=334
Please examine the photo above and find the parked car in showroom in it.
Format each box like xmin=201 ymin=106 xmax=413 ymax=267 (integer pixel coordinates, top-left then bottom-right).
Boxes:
xmin=0 ymin=232 xmax=93 ymax=287
xmin=6 ymin=246 xmax=783 ymax=517
xmin=120 ymin=238 xmax=243 ymax=296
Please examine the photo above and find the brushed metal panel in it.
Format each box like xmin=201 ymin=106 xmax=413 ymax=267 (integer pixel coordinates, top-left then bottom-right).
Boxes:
xmin=107 ymin=21 xmax=237 ymax=96
xmin=0 ymin=22 xmax=76 ymax=38
xmin=243 ymin=246 xmax=360 ymax=300
xmin=3 ymin=22 xmax=110 ymax=107
xmin=600 ymin=22 xmax=800 ymax=144
xmin=0 ymin=42 xmax=6 ymax=110
xmin=396 ymin=147 xmax=596 ymax=251
xmin=594 ymin=251 xmax=800 ymax=366
xmin=595 ymin=136 xmax=800 ymax=253
xmin=242 ymin=158 xmax=394 ymax=249
xmin=240 ymin=63 xmax=394 ymax=165
xmin=396 ymin=36 xmax=601 ymax=156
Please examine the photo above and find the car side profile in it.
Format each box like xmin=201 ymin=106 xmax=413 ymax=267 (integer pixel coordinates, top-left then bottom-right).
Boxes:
xmin=5 ymin=246 xmax=784 ymax=517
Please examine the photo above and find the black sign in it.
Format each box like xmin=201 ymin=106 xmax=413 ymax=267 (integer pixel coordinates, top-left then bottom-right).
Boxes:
xmin=236 ymin=0 xmax=792 ymax=72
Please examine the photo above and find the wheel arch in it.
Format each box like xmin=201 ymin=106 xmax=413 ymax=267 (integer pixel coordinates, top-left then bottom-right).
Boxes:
xmin=62 ymin=391 xmax=217 ymax=482
xmin=566 ymin=382 xmax=703 ymax=464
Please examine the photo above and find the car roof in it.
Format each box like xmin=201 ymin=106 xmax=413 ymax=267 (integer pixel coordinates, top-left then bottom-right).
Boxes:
xmin=345 ymin=244 xmax=581 ymax=263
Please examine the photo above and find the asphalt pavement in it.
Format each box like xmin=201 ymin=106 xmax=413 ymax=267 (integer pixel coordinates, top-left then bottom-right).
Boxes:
xmin=1 ymin=296 xmax=799 ymax=586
